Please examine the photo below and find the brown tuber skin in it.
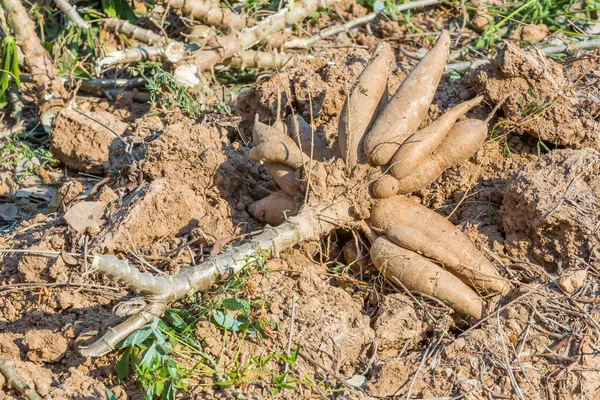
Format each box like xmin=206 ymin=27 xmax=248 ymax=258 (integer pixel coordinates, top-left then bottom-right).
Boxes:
xmin=288 ymin=115 xmax=333 ymax=161
xmin=393 ymin=119 xmax=488 ymax=193
xmin=370 ymin=195 xmax=508 ymax=294
xmin=248 ymin=192 xmax=299 ymax=226
xmin=370 ymin=236 xmax=485 ymax=319
xmin=363 ymin=30 xmax=450 ymax=166
xmin=389 ymin=96 xmax=484 ymax=180
xmin=338 ymin=42 xmax=391 ymax=170
xmin=249 ymin=136 xmax=305 ymax=169
xmin=267 ymin=163 xmax=298 ymax=196
xmin=372 ymin=174 xmax=400 ymax=198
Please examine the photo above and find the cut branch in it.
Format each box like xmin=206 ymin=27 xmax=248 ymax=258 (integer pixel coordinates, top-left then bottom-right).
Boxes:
xmin=53 ymin=0 xmax=89 ymax=29
xmin=222 ymin=50 xmax=298 ymax=70
xmin=163 ymin=0 xmax=250 ymax=31
xmin=284 ymin=0 xmax=440 ymax=49
xmin=80 ymin=200 xmax=354 ymax=357
xmin=96 ymin=42 xmax=187 ymax=67
xmin=186 ymin=0 xmax=340 ymax=71
xmin=1 ymin=0 xmax=67 ymax=127
xmin=105 ymin=18 xmax=164 ymax=45
xmin=0 ymin=357 xmax=42 ymax=400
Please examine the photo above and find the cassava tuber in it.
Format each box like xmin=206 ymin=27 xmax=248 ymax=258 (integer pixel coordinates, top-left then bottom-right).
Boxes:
xmin=363 ymin=30 xmax=450 ymax=166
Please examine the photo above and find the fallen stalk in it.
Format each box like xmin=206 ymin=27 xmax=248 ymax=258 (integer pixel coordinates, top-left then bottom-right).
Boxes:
xmin=222 ymin=50 xmax=298 ymax=70
xmin=162 ymin=0 xmax=250 ymax=31
xmin=79 ymin=201 xmax=354 ymax=357
xmin=185 ymin=0 xmax=340 ymax=71
xmin=284 ymin=0 xmax=441 ymax=49
xmin=105 ymin=18 xmax=164 ymax=45
xmin=0 ymin=357 xmax=42 ymax=400
xmin=53 ymin=0 xmax=89 ymax=29
xmin=96 ymin=42 xmax=187 ymax=67
xmin=1 ymin=0 xmax=67 ymax=128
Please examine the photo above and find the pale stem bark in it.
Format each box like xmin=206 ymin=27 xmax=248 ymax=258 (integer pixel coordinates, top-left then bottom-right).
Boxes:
xmin=79 ymin=201 xmax=354 ymax=357
xmin=0 ymin=357 xmax=42 ymax=400
xmin=105 ymin=18 xmax=164 ymax=45
xmin=284 ymin=0 xmax=440 ymax=49
xmin=53 ymin=0 xmax=89 ymax=28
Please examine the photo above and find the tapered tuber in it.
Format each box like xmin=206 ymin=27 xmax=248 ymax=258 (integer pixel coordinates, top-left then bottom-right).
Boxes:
xmin=389 ymin=96 xmax=484 ymax=180
xmin=369 ymin=195 xmax=508 ymax=294
xmin=248 ymin=192 xmax=299 ymax=226
xmin=363 ymin=31 xmax=450 ymax=165
xmin=249 ymin=136 xmax=305 ymax=169
xmin=338 ymin=42 xmax=391 ymax=170
xmin=288 ymin=115 xmax=333 ymax=161
xmin=393 ymin=119 xmax=488 ymax=193
xmin=266 ymin=163 xmax=298 ymax=196
xmin=253 ymin=118 xmax=301 ymax=195
xmin=370 ymin=236 xmax=485 ymax=319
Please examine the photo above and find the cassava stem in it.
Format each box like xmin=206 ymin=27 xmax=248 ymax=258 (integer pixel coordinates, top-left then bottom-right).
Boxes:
xmin=1 ymin=0 xmax=67 ymax=127
xmin=284 ymin=0 xmax=441 ymax=49
xmin=184 ymin=0 xmax=339 ymax=71
xmin=53 ymin=0 xmax=89 ymax=29
xmin=105 ymin=19 xmax=164 ymax=45
xmin=80 ymin=200 xmax=354 ymax=357
xmin=0 ymin=357 xmax=42 ymax=400
xmin=163 ymin=0 xmax=251 ymax=31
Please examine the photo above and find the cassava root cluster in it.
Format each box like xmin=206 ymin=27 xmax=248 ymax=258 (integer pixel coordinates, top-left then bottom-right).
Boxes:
xmin=248 ymin=31 xmax=509 ymax=319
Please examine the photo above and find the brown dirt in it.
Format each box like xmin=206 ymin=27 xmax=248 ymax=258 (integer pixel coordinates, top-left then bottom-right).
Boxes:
xmin=50 ymin=109 xmax=128 ymax=174
xmin=467 ymin=43 xmax=599 ymax=150
xmin=502 ymin=148 xmax=600 ymax=270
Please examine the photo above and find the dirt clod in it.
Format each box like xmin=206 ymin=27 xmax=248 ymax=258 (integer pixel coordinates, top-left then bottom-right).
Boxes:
xmin=502 ymin=148 xmax=600 ymax=269
xmin=50 ymin=109 xmax=128 ymax=173
xmin=468 ymin=43 xmax=599 ymax=150
xmin=22 ymin=331 xmax=68 ymax=363
xmin=63 ymin=201 xmax=106 ymax=233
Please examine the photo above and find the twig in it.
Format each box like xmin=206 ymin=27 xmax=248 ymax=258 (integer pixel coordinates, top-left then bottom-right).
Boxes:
xmin=458 ymin=290 xmax=536 ymax=338
xmin=0 ymin=357 xmax=42 ymax=400
xmin=405 ymin=330 xmax=446 ymax=399
xmin=388 ymin=275 xmax=437 ymax=322
xmin=497 ymin=309 xmax=526 ymax=399
xmin=105 ymin=18 xmax=164 ymax=45
xmin=53 ymin=0 xmax=89 ymax=29
xmin=284 ymin=0 xmax=440 ymax=49
xmin=284 ymin=293 xmax=297 ymax=376
xmin=446 ymin=39 xmax=600 ymax=72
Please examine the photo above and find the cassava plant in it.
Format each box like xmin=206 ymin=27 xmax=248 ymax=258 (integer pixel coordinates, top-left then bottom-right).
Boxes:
xmin=81 ymin=31 xmax=510 ymax=358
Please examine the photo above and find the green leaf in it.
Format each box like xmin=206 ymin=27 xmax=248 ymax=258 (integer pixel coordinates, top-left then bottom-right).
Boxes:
xmin=115 ymin=350 xmax=131 ymax=381
xmin=222 ymin=298 xmax=251 ymax=317
xmin=104 ymin=386 xmax=118 ymax=400
xmin=141 ymin=344 xmax=159 ymax=368
xmin=155 ymin=380 xmax=165 ymax=396
xmin=211 ymin=310 xmax=246 ymax=332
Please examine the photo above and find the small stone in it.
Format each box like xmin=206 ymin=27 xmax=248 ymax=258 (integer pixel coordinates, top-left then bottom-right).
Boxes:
xmin=559 ymin=270 xmax=587 ymax=293
xmin=63 ymin=201 xmax=106 ymax=233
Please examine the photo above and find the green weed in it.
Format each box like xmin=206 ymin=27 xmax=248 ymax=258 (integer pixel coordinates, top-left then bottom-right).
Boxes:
xmin=0 ymin=139 xmax=57 ymax=181
xmin=469 ymin=0 xmax=600 ymax=50
xmin=132 ymin=63 xmax=231 ymax=117
xmin=0 ymin=35 xmax=21 ymax=109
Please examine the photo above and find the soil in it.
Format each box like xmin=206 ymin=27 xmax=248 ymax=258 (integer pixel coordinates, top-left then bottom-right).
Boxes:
xmin=467 ymin=43 xmax=600 ymax=150
xmin=2 ymin=11 xmax=600 ymax=400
